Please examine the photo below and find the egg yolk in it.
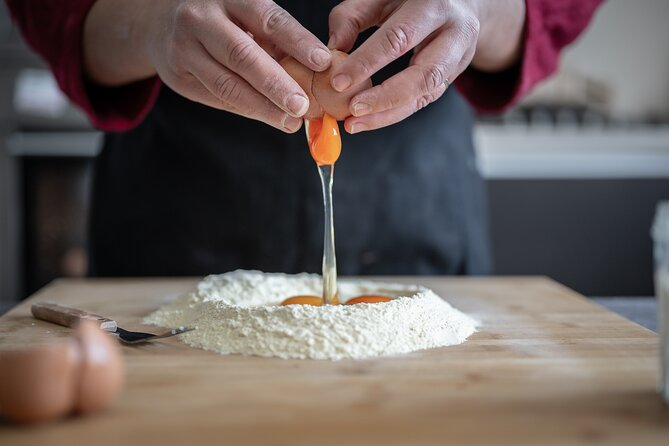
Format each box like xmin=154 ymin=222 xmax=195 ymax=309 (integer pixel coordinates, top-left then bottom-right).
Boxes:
xmin=307 ymin=113 xmax=341 ymax=166
xmin=281 ymin=294 xmax=395 ymax=306
xmin=280 ymin=294 xmax=341 ymax=306
xmin=280 ymin=295 xmax=323 ymax=306
xmin=345 ymin=295 xmax=393 ymax=305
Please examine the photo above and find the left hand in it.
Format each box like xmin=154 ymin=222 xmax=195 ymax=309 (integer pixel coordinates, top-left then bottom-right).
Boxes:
xmin=327 ymin=0 xmax=484 ymax=134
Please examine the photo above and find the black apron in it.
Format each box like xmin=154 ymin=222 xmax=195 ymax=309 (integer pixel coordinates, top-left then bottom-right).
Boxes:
xmin=88 ymin=1 xmax=492 ymax=277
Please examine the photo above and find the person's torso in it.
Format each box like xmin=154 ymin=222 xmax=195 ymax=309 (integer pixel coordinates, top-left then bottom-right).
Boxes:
xmin=88 ymin=1 xmax=491 ymax=277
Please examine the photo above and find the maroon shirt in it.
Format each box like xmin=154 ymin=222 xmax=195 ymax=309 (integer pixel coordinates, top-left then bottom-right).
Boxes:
xmin=6 ymin=0 xmax=603 ymax=131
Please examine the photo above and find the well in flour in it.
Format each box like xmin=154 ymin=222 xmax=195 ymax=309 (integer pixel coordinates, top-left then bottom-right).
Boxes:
xmin=144 ymin=270 xmax=476 ymax=360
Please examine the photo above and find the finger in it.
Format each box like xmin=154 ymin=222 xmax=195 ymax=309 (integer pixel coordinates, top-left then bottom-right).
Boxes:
xmin=348 ymin=26 xmax=470 ymax=117
xmin=344 ymin=82 xmax=447 ymax=133
xmin=180 ymin=79 xmax=303 ymax=133
xmin=253 ymin=35 xmax=286 ymax=61
xmin=410 ymin=29 xmax=441 ymax=62
xmin=227 ymin=0 xmax=332 ymax=72
xmin=327 ymin=0 xmax=399 ymax=51
xmin=347 ymin=64 xmax=449 ymax=117
xmin=180 ymin=51 xmax=303 ymax=133
xmin=329 ymin=0 xmax=444 ymax=92
xmin=195 ymin=19 xmax=311 ymax=118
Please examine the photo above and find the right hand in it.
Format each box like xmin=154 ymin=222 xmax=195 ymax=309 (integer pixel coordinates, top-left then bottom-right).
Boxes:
xmin=142 ymin=0 xmax=332 ymax=133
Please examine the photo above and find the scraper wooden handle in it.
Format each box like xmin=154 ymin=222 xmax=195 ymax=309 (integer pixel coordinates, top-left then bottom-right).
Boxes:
xmin=31 ymin=302 xmax=117 ymax=331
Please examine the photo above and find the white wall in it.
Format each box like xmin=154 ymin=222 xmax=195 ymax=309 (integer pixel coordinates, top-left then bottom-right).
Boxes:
xmin=529 ymin=0 xmax=669 ymax=119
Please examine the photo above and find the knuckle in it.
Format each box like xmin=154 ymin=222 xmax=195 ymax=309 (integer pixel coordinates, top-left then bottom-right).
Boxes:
xmin=383 ymin=23 xmax=415 ymax=56
xmin=329 ymin=3 xmax=346 ymax=23
xmin=384 ymin=96 xmax=402 ymax=111
xmin=421 ymin=63 xmax=447 ymax=92
xmin=213 ymin=73 xmax=243 ymax=104
xmin=460 ymin=16 xmax=481 ymax=40
xmin=173 ymin=3 xmax=200 ymax=28
xmin=330 ymin=2 xmax=348 ymax=19
xmin=433 ymin=0 xmax=449 ymax=19
xmin=227 ymin=39 xmax=259 ymax=70
xmin=416 ymin=96 xmax=430 ymax=111
xmin=415 ymin=92 xmax=437 ymax=111
xmin=441 ymin=0 xmax=457 ymax=15
xmin=355 ymin=58 xmax=375 ymax=78
xmin=261 ymin=5 xmax=291 ymax=35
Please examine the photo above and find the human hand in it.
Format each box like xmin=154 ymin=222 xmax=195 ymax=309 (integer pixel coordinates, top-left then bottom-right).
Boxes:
xmin=142 ymin=0 xmax=332 ymax=133
xmin=327 ymin=0 xmax=522 ymax=133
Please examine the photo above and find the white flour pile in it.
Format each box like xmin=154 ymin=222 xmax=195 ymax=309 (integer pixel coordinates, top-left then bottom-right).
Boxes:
xmin=144 ymin=270 xmax=476 ymax=360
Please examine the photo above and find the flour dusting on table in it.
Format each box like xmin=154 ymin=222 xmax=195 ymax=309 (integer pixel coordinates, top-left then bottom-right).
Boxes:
xmin=144 ymin=270 xmax=476 ymax=360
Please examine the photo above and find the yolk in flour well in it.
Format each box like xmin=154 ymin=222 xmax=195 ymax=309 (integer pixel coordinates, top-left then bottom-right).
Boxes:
xmin=280 ymin=295 xmax=391 ymax=306
xmin=345 ymin=295 xmax=393 ymax=305
xmin=307 ymin=113 xmax=341 ymax=166
xmin=280 ymin=295 xmax=340 ymax=306
xmin=280 ymin=296 xmax=323 ymax=306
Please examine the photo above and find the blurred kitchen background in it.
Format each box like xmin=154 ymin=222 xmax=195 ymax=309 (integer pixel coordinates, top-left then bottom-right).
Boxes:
xmin=1 ymin=1 xmax=668 ymax=317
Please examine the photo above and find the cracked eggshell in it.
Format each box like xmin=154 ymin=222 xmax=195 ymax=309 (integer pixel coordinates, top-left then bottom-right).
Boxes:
xmin=281 ymin=50 xmax=373 ymax=121
xmin=312 ymin=50 xmax=373 ymax=121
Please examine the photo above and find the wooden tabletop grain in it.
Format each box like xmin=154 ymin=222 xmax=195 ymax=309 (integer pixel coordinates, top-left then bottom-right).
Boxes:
xmin=0 ymin=276 xmax=667 ymax=445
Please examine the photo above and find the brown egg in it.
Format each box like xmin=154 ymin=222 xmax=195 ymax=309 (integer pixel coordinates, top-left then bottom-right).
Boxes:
xmin=74 ymin=320 xmax=125 ymax=414
xmin=0 ymin=341 xmax=80 ymax=423
xmin=312 ymin=50 xmax=373 ymax=121
xmin=280 ymin=50 xmax=373 ymax=121
xmin=0 ymin=320 xmax=125 ymax=424
xmin=279 ymin=56 xmax=322 ymax=118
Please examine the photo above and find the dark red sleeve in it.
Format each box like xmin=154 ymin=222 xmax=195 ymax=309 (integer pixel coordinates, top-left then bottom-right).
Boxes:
xmin=456 ymin=0 xmax=604 ymax=114
xmin=4 ymin=0 xmax=161 ymax=132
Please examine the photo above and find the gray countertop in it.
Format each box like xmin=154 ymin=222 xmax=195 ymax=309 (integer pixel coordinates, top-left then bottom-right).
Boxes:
xmin=591 ymin=297 xmax=657 ymax=332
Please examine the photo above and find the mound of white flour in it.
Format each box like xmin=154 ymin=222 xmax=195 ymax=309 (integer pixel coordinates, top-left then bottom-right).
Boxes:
xmin=144 ymin=270 xmax=476 ymax=360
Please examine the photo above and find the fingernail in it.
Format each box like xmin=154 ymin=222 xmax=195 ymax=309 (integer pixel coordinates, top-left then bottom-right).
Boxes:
xmin=349 ymin=122 xmax=368 ymax=134
xmin=310 ymin=48 xmax=331 ymax=68
xmin=332 ymin=74 xmax=352 ymax=92
xmin=287 ymin=94 xmax=309 ymax=117
xmin=352 ymin=102 xmax=371 ymax=116
xmin=283 ymin=115 xmax=302 ymax=133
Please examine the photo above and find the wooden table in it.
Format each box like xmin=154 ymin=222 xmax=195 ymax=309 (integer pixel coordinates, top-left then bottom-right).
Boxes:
xmin=1 ymin=277 xmax=668 ymax=445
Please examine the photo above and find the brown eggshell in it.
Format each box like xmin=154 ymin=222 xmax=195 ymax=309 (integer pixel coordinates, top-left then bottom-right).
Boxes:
xmin=0 ymin=341 xmax=80 ymax=423
xmin=312 ymin=50 xmax=373 ymax=120
xmin=74 ymin=320 xmax=125 ymax=414
xmin=279 ymin=56 xmax=322 ymax=119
